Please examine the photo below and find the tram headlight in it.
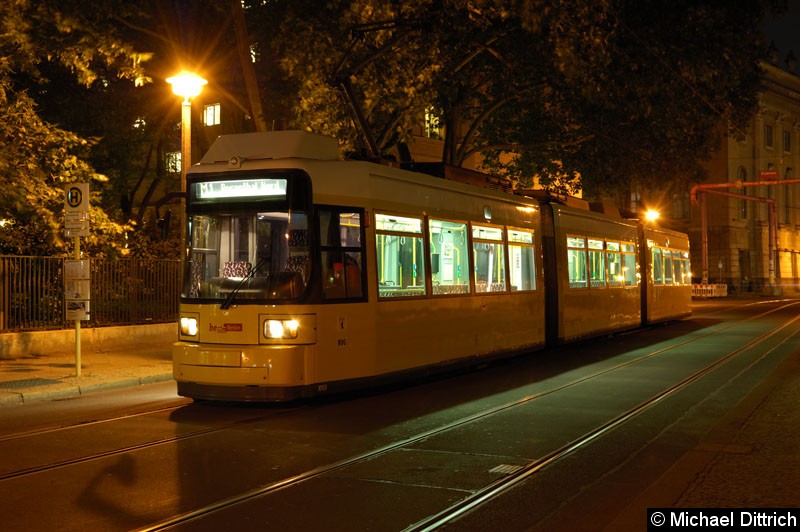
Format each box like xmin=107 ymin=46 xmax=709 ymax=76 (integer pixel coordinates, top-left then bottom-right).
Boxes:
xmin=180 ymin=317 xmax=198 ymax=337
xmin=265 ymin=319 xmax=299 ymax=339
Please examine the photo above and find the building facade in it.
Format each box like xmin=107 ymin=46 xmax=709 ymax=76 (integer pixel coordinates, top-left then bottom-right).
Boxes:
xmin=690 ymin=59 xmax=800 ymax=294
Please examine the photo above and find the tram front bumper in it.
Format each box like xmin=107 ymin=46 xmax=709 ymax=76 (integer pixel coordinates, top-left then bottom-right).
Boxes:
xmin=172 ymin=343 xmax=306 ymax=387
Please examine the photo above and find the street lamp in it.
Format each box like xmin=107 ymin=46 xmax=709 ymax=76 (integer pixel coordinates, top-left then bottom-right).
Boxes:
xmin=644 ymin=209 xmax=660 ymax=223
xmin=166 ymin=71 xmax=207 ymax=194
xmin=167 ymin=71 xmax=207 ymax=285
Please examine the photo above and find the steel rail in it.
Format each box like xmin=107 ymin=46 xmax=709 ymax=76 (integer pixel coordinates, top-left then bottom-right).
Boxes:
xmin=406 ymin=307 xmax=800 ymax=531
xmin=136 ymin=300 xmax=800 ymax=531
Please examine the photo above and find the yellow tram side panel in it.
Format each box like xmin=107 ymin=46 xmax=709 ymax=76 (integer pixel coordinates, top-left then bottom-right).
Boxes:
xmin=642 ymin=226 xmax=692 ymax=324
xmin=311 ymin=160 xmax=548 ymax=375
xmin=551 ymin=204 xmax=642 ymax=342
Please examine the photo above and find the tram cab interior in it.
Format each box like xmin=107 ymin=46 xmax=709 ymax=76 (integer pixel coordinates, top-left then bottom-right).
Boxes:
xmin=187 ymin=210 xmax=310 ymax=301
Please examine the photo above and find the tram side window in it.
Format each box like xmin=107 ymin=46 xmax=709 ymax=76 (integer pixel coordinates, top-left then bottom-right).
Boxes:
xmin=621 ymin=243 xmax=638 ymax=286
xmin=376 ymin=213 xmax=426 ymax=298
xmin=567 ymin=236 xmax=588 ymax=288
xmin=588 ymin=239 xmax=606 ymax=288
xmin=508 ymin=228 xmax=536 ymax=291
xmin=651 ymin=245 xmax=664 ymax=285
xmin=187 ymin=215 xmax=220 ymax=297
xmin=673 ymin=252 xmax=684 ymax=285
xmin=430 ymin=219 xmax=470 ymax=295
xmin=679 ymin=251 xmax=691 ymax=284
xmin=319 ymin=209 xmax=364 ymax=300
xmin=607 ymin=241 xmax=623 ymax=287
xmin=472 ymin=225 xmax=506 ymax=292
xmin=663 ymin=249 xmax=674 ymax=284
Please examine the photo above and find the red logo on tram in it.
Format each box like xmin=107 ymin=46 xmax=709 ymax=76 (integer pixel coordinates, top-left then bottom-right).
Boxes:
xmin=209 ymin=323 xmax=243 ymax=333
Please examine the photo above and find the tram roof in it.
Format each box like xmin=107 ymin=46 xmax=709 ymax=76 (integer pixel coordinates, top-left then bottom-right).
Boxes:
xmin=199 ymin=131 xmax=339 ymax=165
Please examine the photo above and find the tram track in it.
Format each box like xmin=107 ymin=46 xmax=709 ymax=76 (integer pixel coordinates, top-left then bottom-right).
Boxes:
xmin=135 ymin=300 xmax=800 ymax=531
xmin=0 ymin=404 xmax=301 ymax=481
xmin=0 ymin=403 xmax=188 ymax=444
xmin=408 ymin=304 xmax=800 ymax=531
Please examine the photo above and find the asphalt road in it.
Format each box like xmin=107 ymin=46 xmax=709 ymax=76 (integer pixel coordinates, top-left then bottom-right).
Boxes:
xmin=1 ymin=298 xmax=798 ymax=531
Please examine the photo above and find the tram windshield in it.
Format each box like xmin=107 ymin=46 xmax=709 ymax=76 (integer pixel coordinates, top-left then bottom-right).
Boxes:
xmin=182 ymin=173 xmax=311 ymax=302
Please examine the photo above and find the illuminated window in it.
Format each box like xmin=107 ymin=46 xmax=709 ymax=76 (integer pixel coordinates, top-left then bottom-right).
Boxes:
xmin=663 ymin=249 xmax=673 ymax=284
xmin=166 ymin=151 xmax=181 ymax=174
xmin=472 ymin=224 xmax=506 ymax=292
xmin=376 ymin=213 xmax=426 ymax=298
xmin=508 ymin=228 xmax=536 ymax=291
xmin=651 ymin=243 xmax=664 ymax=285
xmin=607 ymin=242 xmax=623 ymax=287
xmin=203 ymin=103 xmax=221 ymax=126
xmin=430 ymin=219 xmax=470 ymax=295
xmin=673 ymin=251 xmax=691 ymax=285
xmin=621 ymin=243 xmax=638 ymax=286
xmin=424 ymin=107 xmax=442 ymax=140
xmin=588 ymin=239 xmax=606 ymax=288
xmin=567 ymin=236 xmax=587 ymax=289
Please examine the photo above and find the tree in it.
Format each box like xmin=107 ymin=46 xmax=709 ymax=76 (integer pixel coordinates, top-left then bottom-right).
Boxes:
xmin=0 ymin=1 xmax=149 ymax=256
xmin=249 ymin=0 xmax=778 ymax=199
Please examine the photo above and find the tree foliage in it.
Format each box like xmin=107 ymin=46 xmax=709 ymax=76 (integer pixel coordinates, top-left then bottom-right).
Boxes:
xmin=0 ymin=1 xmax=149 ymax=256
xmin=249 ymin=0 xmax=777 ymax=198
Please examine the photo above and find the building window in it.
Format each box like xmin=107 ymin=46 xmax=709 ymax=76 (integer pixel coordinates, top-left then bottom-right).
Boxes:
xmin=630 ymin=190 xmax=641 ymax=214
xmin=670 ymin=193 xmax=690 ymax=219
xmin=424 ymin=107 xmax=442 ymax=140
xmin=765 ymin=124 xmax=774 ymax=148
xmin=785 ymin=168 xmax=793 ymax=224
xmin=737 ymin=166 xmax=747 ymax=219
xmin=203 ymin=103 xmax=221 ymax=126
xmin=166 ymin=151 xmax=181 ymax=174
xmin=784 ymin=130 xmax=792 ymax=152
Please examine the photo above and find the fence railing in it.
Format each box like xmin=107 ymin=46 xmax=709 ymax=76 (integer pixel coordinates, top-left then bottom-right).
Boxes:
xmin=0 ymin=256 xmax=180 ymax=332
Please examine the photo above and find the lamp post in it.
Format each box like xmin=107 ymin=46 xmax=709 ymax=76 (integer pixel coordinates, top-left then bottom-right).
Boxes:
xmin=166 ymin=71 xmax=207 ymax=194
xmin=167 ymin=72 xmax=207 ymax=282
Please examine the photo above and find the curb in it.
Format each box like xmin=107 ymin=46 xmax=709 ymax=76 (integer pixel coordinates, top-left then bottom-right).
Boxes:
xmin=0 ymin=373 xmax=174 ymax=407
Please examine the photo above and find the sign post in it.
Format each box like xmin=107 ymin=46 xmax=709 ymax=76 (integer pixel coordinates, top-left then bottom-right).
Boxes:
xmin=65 ymin=183 xmax=90 ymax=376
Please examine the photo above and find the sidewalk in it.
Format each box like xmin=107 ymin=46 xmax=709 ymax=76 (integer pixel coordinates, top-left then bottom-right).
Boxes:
xmin=0 ymin=343 xmax=174 ymax=406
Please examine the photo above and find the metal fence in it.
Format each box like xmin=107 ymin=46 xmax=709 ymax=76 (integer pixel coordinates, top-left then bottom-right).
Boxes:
xmin=0 ymin=256 xmax=180 ymax=332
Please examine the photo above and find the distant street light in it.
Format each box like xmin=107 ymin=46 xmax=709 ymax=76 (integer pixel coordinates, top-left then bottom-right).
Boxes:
xmin=645 ymin=209 xmax=660 ymax=222
xmin=166 ymin=71 xmax=207 ymax=193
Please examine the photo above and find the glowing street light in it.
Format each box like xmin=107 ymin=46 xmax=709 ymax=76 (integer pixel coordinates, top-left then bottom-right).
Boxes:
xmin=645 ymin=209 xmax=660 ymax=223
xmin=167 ymin=71 xmax=206 ymax=274
xmin=166 ymin=71 xmax=207 ymax=193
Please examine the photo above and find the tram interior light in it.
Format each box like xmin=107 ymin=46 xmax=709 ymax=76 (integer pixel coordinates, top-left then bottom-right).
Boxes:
xmin=180 ymin=316 xmax=198 ymax=336
xmin=265 ymin=319 xmax=299 ymax=339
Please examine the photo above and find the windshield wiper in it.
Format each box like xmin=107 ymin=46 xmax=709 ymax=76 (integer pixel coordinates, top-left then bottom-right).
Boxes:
xmin=220 ymin=256 xmax=268 ymax=310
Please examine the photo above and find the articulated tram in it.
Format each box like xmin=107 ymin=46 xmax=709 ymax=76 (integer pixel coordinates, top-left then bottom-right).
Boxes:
xmin=173 ymin=131 xmax=691 ymax=401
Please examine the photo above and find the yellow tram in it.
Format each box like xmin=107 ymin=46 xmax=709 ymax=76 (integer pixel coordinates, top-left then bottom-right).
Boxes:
xmin=172 ymin=131 xmax=690 ymax=401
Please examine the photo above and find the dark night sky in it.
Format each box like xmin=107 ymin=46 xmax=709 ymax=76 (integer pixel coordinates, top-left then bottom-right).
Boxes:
xmin=762 ymin=2 xmax=800 ymax=66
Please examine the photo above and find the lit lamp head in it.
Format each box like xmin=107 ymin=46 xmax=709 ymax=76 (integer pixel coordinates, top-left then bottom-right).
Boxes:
xmin=166 ymin=71 xmax=207 ymax=101
xmin=645 ymin=209 xmax=660 ymax=223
